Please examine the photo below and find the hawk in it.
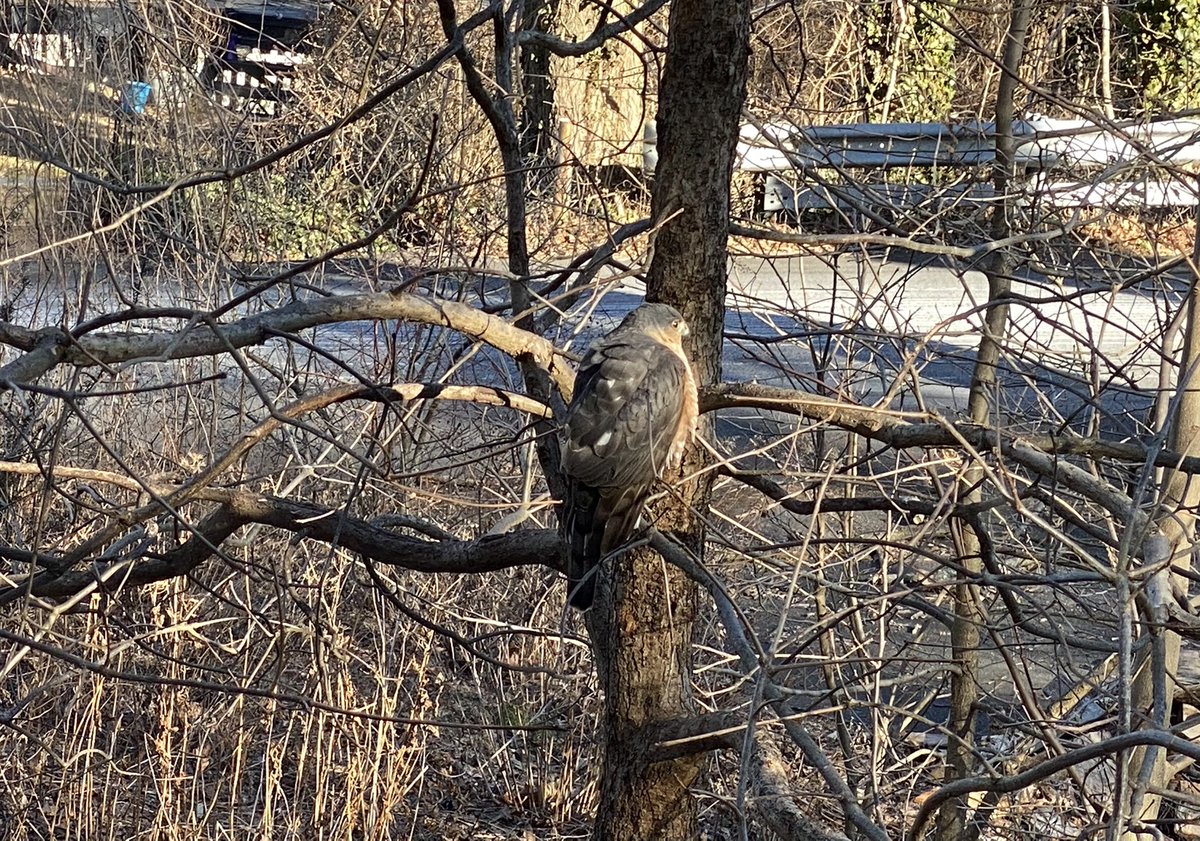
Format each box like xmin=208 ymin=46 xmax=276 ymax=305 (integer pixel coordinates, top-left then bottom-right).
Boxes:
xmin=559 ymin=303 xmax=698 ymax=609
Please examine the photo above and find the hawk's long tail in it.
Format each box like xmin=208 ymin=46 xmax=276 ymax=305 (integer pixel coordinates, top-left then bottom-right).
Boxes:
xmin=562 ymin=481 xmax=644 ymax=610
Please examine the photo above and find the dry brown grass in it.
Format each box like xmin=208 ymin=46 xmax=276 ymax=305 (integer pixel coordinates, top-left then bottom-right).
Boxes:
xmin=1077 ymin=212 xmax=1198 ymax=259
xmin=0 ymin=388 xmax=604 ymax=839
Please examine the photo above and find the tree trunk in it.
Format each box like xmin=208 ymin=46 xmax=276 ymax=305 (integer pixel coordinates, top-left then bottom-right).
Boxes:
xmin=1123 ymin=218 xmax=1200 ymax=838
xmin=860 ymin=0 xmax=895 ymax=120
xmin=585 ymin=0 xmax=750 ymax=837
xmin=934 ymin=1 xmax=1031 ymax=837
xmin=519 ymin=0 xmax=560 ymax=195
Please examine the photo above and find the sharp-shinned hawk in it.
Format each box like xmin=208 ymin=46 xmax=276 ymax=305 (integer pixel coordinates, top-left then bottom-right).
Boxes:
xmin=559 ymin=303 xmax=698 ymax=609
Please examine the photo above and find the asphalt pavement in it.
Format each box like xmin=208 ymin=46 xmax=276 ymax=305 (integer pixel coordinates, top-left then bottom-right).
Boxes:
xmin=581 ymin=247 xmax=1184 ymax=438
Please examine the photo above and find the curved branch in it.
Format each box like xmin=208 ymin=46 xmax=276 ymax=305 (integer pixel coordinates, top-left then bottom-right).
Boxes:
xmin=357 ymin=381 xmax=551 ymax=417
xmin=648 ymin=531 xmax=891 ymax=841
xmin=0 ymin=381 xmax=554 ymax=595
xmin=363 ymin=558 xmax=566 ymax=675
xmin=908 ymin=730 xmax=1200 ymax=841
xmin=705 ymin=381 xmax=1200 ymax=474
xmin=26 ymin=507 xmax=244 ymax=598
xmin=515 ymin=0 xmax=670 ymax=56
xmin=0 ymin=329 xmax=70 ymax=385
xmin=724 ymin=468 xmax=938 ymax=518
xmin=8 ymin=491 xmax=560 ymax=601
xmin=704 ymin=381 xmax=1176 ymax=530
xmin=224 ymin=492 xmax=560 ymax=573
xmin=0 ymin=381 xmax=548 ymax=503
xmin=0 ymin=293 xmax=576 ymax=397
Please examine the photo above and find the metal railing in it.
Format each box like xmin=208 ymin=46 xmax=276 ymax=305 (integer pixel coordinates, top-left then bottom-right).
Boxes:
xmin=643 ymin=117 xmax=1200 ymax=210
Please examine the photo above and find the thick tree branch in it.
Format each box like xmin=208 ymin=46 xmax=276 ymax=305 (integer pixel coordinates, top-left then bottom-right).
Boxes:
xmin=515 ymin=0 xmax=669 ymax=55
xmin=26 ymin=507 xmax=245 ymax=598
xmin=724 ymin=468 xmax=939 ymax=517
xmin=0 ymin=292 xmax=575 ymax=397
xmin=0 ymin=380 xmax=554 ymax=596
xmin=224 ymin=492 xmax=560 ymax=573
xmin=705 ymin=382 xmax=1160 ymax=531
xmin=0 ymin=329 xmax=69 ymax=385
xmin=704 ymin=382 xmax=1195 ymax=473
xmin=643 ymin=711 xmax=745 ymax=761
xmin=6 ymin=491 xmax=560 ymax=601
xmin=751 ymin=735 xmax=850 ymax=841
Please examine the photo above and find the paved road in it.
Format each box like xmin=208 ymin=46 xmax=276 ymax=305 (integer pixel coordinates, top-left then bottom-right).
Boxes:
xmin=582 ymin=248 xmax=1184 ymax=437
xmin=6 ymin=247 xmax=1182 ymax=438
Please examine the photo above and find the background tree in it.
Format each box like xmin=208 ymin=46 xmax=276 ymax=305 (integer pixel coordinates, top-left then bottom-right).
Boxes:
xmin=1129 ymin=0 xmax=1200 ymax=113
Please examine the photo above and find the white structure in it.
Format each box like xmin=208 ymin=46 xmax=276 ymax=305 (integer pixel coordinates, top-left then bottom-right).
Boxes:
xmin=644 ymin=116 xmax=1200 ymax=211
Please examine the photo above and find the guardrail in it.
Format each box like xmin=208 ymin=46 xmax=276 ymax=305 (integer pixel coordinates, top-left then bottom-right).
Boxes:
xmin=642 ymin=116 xmax=1200 ymax=210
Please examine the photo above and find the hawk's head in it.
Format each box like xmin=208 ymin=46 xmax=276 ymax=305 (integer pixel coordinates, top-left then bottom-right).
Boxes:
xmin=620 ymin=303 xmax=690 ymax=345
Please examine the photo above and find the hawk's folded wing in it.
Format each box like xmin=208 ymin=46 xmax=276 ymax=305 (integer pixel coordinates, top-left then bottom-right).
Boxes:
xmin=560 ymin=322 xmax=693 ymax=608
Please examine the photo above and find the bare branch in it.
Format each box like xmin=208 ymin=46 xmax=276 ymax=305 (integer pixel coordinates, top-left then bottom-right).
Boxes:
xmin=724 ymin=468 xmax=939 ymax=517
xmin=908 ymin=730 xmax=1200 ymax=841
xmin=750 ymin=735 xmax=850 ymax=841
xmin=648 ymin=531 xmax=891 ymax=841
xmin=0 ymin=379 xmax=553 ymax=596
xmin=730 ymin=221 xmax=1068 ymax=261
xmin=515 ymin=0 xmax=670 ymax=56
xmin=225 ymin=492 xmax=559 ymax=573
xmin=7 ymin=490 xmax=559 ymax=601
xmin=25 ymin=507 xmax=244 ymax=598
xmin=0 ymin=293 xmax=576 ymax=397
xmin=644 ymin=711 xmax=745 ymax=760
xmin=705 ymin=382 xmax=1162 ymax=529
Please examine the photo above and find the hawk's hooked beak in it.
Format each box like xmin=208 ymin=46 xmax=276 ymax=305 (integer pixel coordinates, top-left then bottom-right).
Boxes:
xmin=678 ymin=321 xmax=691 ymax=338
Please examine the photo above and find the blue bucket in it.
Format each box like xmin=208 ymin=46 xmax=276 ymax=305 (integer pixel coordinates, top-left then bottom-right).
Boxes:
xmin=120 ymin=81 xmax=152 ymax=115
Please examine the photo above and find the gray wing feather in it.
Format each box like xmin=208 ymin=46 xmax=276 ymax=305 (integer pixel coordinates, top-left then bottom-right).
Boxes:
xmin=561 ymin=336 xmax=686 ymax=488
xmin=558 ymin=327 xmax=688 ymax=609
